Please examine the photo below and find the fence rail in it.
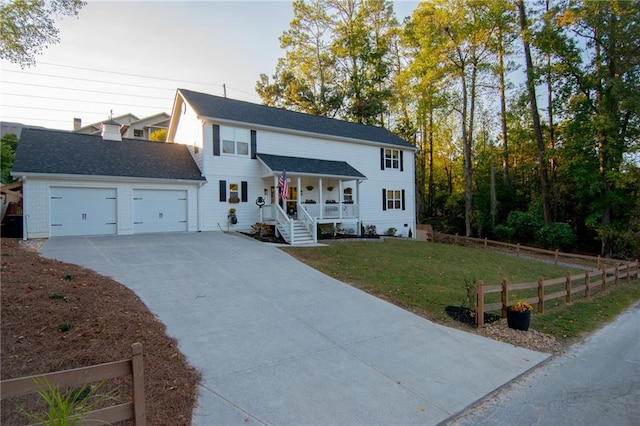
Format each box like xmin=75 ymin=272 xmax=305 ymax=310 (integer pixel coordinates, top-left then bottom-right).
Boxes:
xmin=431 ymin=232 xmax=625 ymax=268
xmin=475 ymin=262 xmax=639 ymax=327
xmin=0 ymin=342 xmax=145 ymax=425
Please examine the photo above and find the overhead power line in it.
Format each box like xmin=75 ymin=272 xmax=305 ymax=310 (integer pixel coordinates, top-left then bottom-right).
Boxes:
xmin=3 ymin=92 xmax=170 ymax=110
xmin=3 ymin=81 xmax=172 ymax=101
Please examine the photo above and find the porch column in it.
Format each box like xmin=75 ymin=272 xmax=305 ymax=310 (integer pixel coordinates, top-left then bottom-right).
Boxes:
xmin=356 ymin=180 xmax=361 ymax=235
xmin=319 ymin=178 xmax=324 ymax=219
xmin=338 ymin=180 xmax=343 ymax=219
xmin=273 ymin=175 xmax=278 ymax=204
xmin=297 ymin=176 xmax=301 ymax=204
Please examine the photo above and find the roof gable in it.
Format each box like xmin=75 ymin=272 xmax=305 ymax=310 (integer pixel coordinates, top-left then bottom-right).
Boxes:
xmin=12 ymin=128 xmax=205 ymax=182
xmin=175 ymin=89 xmax=412 ymax=148
xmin=257 ymin=153 xmax=366 ymax=179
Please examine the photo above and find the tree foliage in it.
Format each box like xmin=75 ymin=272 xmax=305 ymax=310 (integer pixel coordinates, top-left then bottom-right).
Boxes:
xmin=260 ymin=0 xmax=640 ymax=258
xmin=0 ymin=0 xmax=86 ymax=68
xmin=1 ymin=133 xmax=18 ymax=183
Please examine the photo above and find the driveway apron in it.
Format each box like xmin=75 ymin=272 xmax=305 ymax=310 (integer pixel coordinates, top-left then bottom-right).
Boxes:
xmin=40 ymin=232 xmax=550 ymax=425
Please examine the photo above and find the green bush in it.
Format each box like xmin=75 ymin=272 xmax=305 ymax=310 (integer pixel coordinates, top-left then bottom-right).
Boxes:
xmin=507 ymin=211 xmax=543 ymax=242
xmin=492 ymin=224 xmax=514 ymax=242
xmin=536 ymin=223 xmax=576 ymax=251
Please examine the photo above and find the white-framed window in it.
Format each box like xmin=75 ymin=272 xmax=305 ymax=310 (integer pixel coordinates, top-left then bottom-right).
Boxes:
xmin=229 ymin=182 xmax=240 ymax=203
xmin=221 ymin=126 xmax=250 ymax=156
xmin=385 ymin=149 xmax=400 ymax=169
xmin=386 ymin=189 xmax=402 ymax=210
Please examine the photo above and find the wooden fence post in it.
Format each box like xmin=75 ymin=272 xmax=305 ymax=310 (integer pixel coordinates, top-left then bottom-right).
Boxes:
xmin=476 ymin=280 xmax=484 ymax=327
xmin=131 ymin=342 xmax=146 ymax=426
xmin=484 ymin=237 xmax=488 ymax=249
xmin=627 ymin=262 xmax=631 ymax=284
xmin=615 ymin=266 xmax=619 ymax=286
xmin=597 ymin=255 xmax=601 ymax=269
xmin=501 ymin=278 xmax=509 ymax=318
xmin=455 ymin=233 xmax=459 ymax=245
xmin=566 ymin=271 xmax=572 ymax=304
xmin=585 ymin=270 xmax=590 ymax=299
xmin=516 ymin=243 xmax=520 ymax=257
xmin=538 ymin=276 xmax=545 ymax=313
xmin=601 ymin=267 xmax=607 ymax=292
xmin=554 ymin=249 xmax=559 ymax=265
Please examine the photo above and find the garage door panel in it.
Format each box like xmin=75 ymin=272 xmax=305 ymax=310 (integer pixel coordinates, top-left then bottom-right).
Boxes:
xmin=50 ymin=187 xmax=117 ymax=237
xmin=133 ymin=189 xmax=187 ymax=233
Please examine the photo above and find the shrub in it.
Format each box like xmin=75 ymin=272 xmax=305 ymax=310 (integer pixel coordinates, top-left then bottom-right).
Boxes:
xmin=492 ymin=224 xmax=514 ymax=242
xmin=385 ymin=227 xmax=397 ymax=236
xmin=536 ymin=223 xmax=576 ymax=251
xmin=506 ymin=211 xmax=543 ymax=242
xmin=365 ymin=224 xmax=377 ymax=236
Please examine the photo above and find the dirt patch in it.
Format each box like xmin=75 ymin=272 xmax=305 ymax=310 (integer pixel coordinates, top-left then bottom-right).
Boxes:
xmin=1 ymin=238 xmax=201 ymax=424
xmin=444 ymin=305 xmax=563 ymax=355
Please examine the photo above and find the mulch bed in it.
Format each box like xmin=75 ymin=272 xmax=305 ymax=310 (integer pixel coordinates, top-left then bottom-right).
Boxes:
xmin=1 ymin=238 xmax=201 ymax=425
xmin=445 ymin=305 xmax=501 ymax=327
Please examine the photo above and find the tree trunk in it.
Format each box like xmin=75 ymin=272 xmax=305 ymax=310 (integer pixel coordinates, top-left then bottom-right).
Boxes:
xmin=517 ymin=0 xmax=552 ymax=225
xmin=498 ymin=28 xmax=510 ymax=187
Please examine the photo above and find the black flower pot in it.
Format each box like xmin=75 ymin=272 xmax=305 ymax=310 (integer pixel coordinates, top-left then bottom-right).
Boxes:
xmin=506 ymin=308 xmax=531 ymax=331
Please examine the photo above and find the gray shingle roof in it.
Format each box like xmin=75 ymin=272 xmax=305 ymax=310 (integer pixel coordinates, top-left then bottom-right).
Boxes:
xmin=257 ymin=153 xmax=366 ymax=179
xmin=12 ymin=128 xmax=205 ymax=181
xmin=178 ymin=89 xmax=412 ymax=148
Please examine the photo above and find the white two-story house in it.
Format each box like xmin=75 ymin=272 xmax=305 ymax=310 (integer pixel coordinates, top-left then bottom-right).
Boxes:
xmin=12 ymin=89 xmax=416 ymax=244
xmin=168 ymin=89 xmax=416 ymax=243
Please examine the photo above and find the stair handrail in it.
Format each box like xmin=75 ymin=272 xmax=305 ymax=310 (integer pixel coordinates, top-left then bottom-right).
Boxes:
xmin=275 ymin=204 xmax=292 ymax=244
xmin=297 ymin=202 xmax=317 ymax=244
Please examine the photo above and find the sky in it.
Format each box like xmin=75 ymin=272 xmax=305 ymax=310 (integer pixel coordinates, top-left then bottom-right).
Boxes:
xmin=0 ymin=0 xmax=420 ymax=131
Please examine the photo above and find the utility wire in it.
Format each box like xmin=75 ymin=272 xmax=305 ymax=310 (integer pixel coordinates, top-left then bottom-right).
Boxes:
xmin=3 ymin=92 xmax=170 ymax=110
xmin=3 ymin=69 xmax=176 ymax=91
xmin=3 ymin=81 xmax=173 ymax=101
xmin=36 ymin=61 xmax=224 ymax=87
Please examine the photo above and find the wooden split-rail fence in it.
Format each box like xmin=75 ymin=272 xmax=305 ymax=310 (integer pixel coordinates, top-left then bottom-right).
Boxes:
xmin=0 ymin=342 xmax=145 ymax=425
xmin=475 ymin=262 xmax=639 ymax=327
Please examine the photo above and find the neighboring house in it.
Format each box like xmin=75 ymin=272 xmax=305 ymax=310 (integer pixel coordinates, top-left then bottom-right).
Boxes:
xmin=73 ymin=113 xmax=170 ymax=140
xmin=12 ymin=89 xmax=416 ymax=244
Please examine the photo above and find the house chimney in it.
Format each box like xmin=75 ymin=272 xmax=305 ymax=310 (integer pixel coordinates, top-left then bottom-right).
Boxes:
xmin=73 ymin=117 xmax=82 ymax=131
xmin=101 ymin=119 xmax=122 ymax=141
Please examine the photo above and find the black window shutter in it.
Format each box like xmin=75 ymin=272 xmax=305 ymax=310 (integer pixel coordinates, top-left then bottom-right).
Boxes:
xmin=380 ymin=148 xmax=385 ymax=170
xmin=241 ymin=181 xmax=248 ymax=202
xmin=250 ymin=130 xmax=257 ymax=159
xmin=213 ymin=124 xmax=220 ymax=156
xmin=401 ymin=189 xmax=406 ymax=210
xmin=219 ymin=180 xmax=227 ymax=202
xmin=382 ymin=188 xmax=387 ymax=211
xmin=400 ymin=151 xmax=404 ymax=171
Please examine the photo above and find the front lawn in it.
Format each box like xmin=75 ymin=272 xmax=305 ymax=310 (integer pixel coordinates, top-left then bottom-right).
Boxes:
xmin=282 ymin=239 xmax=640 ymax=339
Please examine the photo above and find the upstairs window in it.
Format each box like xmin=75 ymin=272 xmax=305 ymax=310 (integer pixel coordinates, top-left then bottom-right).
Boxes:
xmin=221 ymin=127 xmax=250 ymax=156
xmin=385 ymin=149 xmax=400 ymax=169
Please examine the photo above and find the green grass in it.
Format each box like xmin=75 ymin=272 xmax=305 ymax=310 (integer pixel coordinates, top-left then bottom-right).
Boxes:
xmin=282 ymin=239 xmax=640 ymax=339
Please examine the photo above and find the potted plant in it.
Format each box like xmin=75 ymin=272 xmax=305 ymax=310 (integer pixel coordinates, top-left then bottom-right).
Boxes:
xmin=305 ymin=185 xmax=314 ymax=191
xmin=506 ymin=301 xmax=533 ymax=331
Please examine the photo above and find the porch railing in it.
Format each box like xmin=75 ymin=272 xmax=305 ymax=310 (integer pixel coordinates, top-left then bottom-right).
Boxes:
xmin=300 ymin=203 xmax=359 ymax=219
xmin=297 ymin=202 xmax=317 ymax=244
xmin=275 ymin=204 xmax=294 ymax=244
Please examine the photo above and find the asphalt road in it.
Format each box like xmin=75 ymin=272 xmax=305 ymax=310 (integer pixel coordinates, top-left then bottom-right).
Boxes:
xmin=448 ymin=301 xmax=640 ymax=426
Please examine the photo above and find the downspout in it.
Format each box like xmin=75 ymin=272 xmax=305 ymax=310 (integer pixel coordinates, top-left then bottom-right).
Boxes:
xmin=197 ymin=180 xmax=205 ymax=231
xmin=21 ymin=176 xmax=27 ymax=241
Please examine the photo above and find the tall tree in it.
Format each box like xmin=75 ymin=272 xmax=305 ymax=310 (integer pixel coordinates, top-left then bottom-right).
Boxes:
xmin=256 ymin=0 xmax=342 ymax=117
xmin=406 ymin=0 xmax=497 ymax=236
xmin=516 ymin=0 xmax=553 ymax=225
xmin=0 ymin=0 xmax=85 ymax=68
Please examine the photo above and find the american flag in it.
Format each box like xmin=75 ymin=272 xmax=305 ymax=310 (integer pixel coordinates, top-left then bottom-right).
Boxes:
xmin=279 ymin=170 xmax=288 ymax=201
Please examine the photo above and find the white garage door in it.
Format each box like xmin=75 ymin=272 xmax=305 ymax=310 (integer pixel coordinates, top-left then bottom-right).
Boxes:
xmin=133 ymin=189 xmax=187 ymax=233
xmin=50 ymin=187 xmax=117 ymax=237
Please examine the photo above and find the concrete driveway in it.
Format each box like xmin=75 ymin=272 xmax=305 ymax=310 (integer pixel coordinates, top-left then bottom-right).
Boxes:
xmin=40 ymin=232 xmax=550 ymax=425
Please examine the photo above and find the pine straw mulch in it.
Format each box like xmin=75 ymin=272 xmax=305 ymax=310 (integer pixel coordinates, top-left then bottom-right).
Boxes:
xmin=1 ymin=238 xmax=201 ymax=425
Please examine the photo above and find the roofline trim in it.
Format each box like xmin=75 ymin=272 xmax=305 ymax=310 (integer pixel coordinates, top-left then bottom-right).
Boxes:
xmin=198 ymin=115 xmax=417 ymax=151
xmin=256 ymin=155 xmax=367 ymax=180
xmin=11 ymin=172 xmax=206 ymax=184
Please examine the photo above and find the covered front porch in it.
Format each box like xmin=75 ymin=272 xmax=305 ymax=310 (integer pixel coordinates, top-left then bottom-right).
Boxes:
xmin=256 ymin=153 xmax=366 ymax=245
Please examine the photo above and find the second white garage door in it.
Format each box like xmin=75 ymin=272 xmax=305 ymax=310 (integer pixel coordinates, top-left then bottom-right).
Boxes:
xmin=133 ymin=189 xmax=188 ymax=233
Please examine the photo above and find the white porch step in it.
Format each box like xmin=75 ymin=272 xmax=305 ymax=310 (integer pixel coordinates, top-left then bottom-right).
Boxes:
xmin=277 ymin=220 xmax=315 ymax=245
